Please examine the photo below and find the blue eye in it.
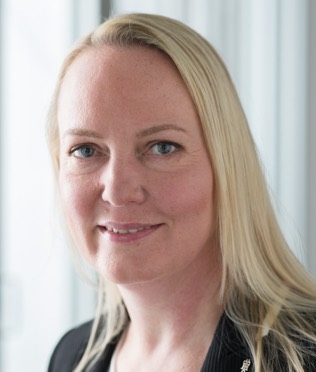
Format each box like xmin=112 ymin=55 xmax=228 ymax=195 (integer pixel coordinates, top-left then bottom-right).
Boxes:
xmin=71 ymin=145 xmax=96 ymax=158
xmin=151 ymin=142 xmax=178 ymax=155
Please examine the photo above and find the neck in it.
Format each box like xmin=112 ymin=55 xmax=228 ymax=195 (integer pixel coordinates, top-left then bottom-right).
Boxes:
xmin=117 ymin=252 xmax=222 ymax=350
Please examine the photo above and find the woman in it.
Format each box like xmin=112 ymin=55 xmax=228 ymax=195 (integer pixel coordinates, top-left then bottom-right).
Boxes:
xmin=48 ymin=13 xmax=316 ymax=372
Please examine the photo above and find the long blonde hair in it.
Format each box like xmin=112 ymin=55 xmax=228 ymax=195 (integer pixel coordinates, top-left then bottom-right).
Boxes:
xmin=47 ymin=13 xmax=316 ymax=371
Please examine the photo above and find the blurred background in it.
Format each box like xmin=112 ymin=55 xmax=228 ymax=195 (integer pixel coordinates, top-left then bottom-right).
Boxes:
xmin=0 ymin=0 xmax=315 ymax=370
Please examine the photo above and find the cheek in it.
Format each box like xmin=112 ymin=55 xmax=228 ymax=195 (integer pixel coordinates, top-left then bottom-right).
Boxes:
xmin=58 ymin=172 xmax=96 ymax=221
xmin=157 ymin=169 xmax=214 ymax=224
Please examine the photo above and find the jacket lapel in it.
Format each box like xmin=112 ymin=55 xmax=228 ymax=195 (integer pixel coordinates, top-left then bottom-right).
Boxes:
xmin=201 ymin=314 xmax=253 ymax=371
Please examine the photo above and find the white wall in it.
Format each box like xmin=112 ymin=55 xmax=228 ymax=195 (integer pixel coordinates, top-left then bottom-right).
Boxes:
xmin=307 ymin=0 xmax=316 ymax=277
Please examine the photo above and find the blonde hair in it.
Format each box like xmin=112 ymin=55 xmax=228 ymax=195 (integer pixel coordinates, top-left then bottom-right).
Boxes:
xmin=47 ymin=13 xmax=316 ymax=371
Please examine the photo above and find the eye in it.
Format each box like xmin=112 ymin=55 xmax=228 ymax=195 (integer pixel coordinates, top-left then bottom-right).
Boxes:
xmin=150 ymin=142 xmax=179 ymax=155
xmin=70 ymin=145 xmax=96 ymax=158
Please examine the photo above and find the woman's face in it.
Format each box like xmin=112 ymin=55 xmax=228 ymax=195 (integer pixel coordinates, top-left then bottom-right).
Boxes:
xmin=58 ymin=46 xmax=217 ymax=284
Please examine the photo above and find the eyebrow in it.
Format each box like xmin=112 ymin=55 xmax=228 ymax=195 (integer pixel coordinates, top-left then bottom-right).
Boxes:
xmin=63 ymin=128 xmax=104 ymax=139
xmin=63 ymin=124 xmax=186 ymax=139
xmin=136 ymin=124 xmax=187 ymax=138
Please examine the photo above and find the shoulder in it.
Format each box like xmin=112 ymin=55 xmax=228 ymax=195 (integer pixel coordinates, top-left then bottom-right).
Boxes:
xmin=48 ymin=321 xmax=93 ymax=372
xmin=301 ymin=333 xmax=316 ymax=371
xmin=295 ymin=312 xmax=316 ymax=370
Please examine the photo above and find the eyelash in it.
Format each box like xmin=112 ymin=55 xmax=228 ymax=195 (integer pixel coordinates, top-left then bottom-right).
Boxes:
xmin=147 ymin=141 xmax=181 ymax=156
xmin=69 ymin=144 xmax=99 ymax=158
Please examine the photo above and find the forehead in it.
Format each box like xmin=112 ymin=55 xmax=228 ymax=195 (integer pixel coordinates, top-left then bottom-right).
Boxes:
xmin=57 ymin=45 xmax=198 ymax=127
xmin=60 ymin=45 xmax=185 ymax=95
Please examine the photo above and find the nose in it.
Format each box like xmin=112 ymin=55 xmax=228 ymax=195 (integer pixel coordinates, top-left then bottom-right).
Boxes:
xmin=100 ymin=155 xmax=147 ymax=207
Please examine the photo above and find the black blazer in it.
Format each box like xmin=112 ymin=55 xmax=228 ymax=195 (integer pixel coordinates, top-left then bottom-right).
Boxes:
xmin=48 ymin=314 xmax=254 ymax=371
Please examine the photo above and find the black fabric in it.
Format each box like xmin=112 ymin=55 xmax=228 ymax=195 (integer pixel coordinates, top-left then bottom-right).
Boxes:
xmin=48 ymin=314 xmax=256 ymax=371
xmin=200 ymin=315 xmax=252 ymax=371
xmin=48 ymin=322 xmax=119 ymax=372
xmin=48 ymin=322 xmax=92 ymax=372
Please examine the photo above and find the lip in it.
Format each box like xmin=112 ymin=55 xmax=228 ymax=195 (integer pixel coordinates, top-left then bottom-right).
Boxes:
xmin=98 ymin=222 xmax=162 ymax=243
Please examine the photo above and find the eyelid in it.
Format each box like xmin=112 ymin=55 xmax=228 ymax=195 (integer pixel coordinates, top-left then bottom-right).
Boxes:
xmin=149 ymin=140 xmax=181 ymax=147
xmin=69 ymin=143 xmax=102 ymax=158
xmin=147 ymin=140 xmax=181 ymax=154
xmin=69 ymin=143 xmax=92 ymax=153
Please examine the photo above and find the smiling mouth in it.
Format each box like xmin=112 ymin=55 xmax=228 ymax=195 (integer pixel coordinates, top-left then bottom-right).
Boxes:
xmin=105 ymin=226 xmax=153 ymax=234
xmin=99 ymin=223 xmax=162 ymax=242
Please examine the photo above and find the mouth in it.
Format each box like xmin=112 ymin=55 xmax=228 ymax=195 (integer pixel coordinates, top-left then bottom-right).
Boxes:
xmin=105 ymin=225 xmax=154 ymax=235
xmin=98 ymin=223 xmax=162 ymax=242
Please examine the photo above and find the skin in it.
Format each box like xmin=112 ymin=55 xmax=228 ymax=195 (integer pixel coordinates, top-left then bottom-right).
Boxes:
xmin=58 ymin=46 xmax=222 ymax=371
